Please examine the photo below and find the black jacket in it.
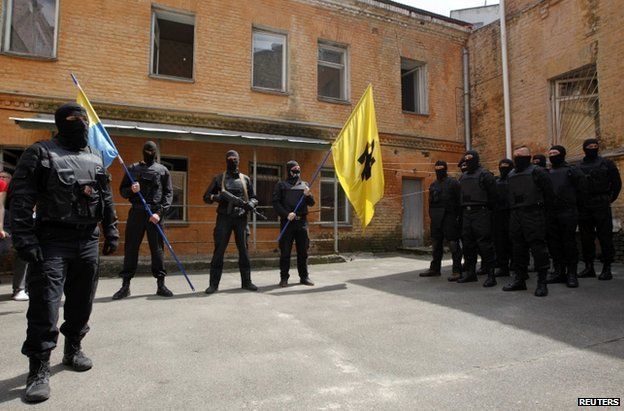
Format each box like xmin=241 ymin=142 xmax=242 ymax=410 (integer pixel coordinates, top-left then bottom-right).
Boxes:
xmin=120 ymin=162 xmax=173 ymax=215
xmin=203 ymin=171 xmax=258 ymax=216
xmin=272 ymin=178 xmax=315 ymax=219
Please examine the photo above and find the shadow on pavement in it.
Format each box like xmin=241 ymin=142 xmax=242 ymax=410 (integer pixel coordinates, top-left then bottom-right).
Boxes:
xmin=349 ymin=267 xmax=624 ymax=359
xmin=0 ymin=364 xmax=64 ymax=405
xmin=267 ymin=283 xmax=347 ymax=296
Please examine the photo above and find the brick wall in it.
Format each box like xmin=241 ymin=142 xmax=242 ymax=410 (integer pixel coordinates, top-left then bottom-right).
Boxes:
xmin=0 ymin=0 xmax=471 ymax=257
xmin=469 ymin=0 xmax=624 ymax=260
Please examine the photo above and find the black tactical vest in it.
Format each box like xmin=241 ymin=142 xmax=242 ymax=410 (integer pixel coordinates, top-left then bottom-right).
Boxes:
xmin=430 ymin=177 xmax=455 ymax=210
xmin=37 ymin=140 xmax=107 ymax=224
xmin=281 ymin=179 xmax=308 ymax=212
xmin=548 ymin=165 xmax=576 ymax=208
xmin=507 ymin=165 xmax=544 ymax=209
xmin=129 ymin=163 xmax=166 ymax=206
xmin=459 ymin=168 xmax=488 ymax=206
xmin=494 ymin=176 xmax=510 ymax=211
xmin=580 ymin=157 xmax=610 ymax=195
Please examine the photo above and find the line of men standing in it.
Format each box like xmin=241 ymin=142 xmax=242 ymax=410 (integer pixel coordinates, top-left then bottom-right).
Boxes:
xmin=423 ymin=140 xmax=621 ymax=297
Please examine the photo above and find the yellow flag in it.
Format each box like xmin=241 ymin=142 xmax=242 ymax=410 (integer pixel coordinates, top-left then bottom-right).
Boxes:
xmin=331 ymin=84 xmax=384 ymax=228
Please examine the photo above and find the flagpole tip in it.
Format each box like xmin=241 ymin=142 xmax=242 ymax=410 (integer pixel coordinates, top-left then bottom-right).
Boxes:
xmin=70 ymin=73 xmax=79 ymax=86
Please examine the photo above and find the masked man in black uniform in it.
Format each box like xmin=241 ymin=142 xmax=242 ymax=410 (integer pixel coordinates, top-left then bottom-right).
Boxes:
xmin=577 ymin=139 xmax=621 ymax=280
xmin=421 ymin=160 xmax=462 ymax=281
xmin=272 ymin=161 xmax=315 ymax=287
xmin=493 ymin=159 xmax=514 ymax=277
xmin=532 ymin=154 xmax=547 ymax=169
xmin=545 ymin=145 xmax=586 ymax=287
xmin=457 ymin=151 xmax=498 ymax=287
xmin=9 ymin=103 xmax=119 ymax=402
xmin=112 ymin=141 xmax=174 ymax=300
xmin=204 ymin=150 xmax=259 ymax=294
xmin=503 ymin=146 xmax=554 ymax=296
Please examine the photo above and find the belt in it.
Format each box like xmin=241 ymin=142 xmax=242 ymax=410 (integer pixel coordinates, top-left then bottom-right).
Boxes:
xmin=40 ymin=221 xmax=97 ymax=230
xmin=463 ymin=205 xmax=488 ymax=211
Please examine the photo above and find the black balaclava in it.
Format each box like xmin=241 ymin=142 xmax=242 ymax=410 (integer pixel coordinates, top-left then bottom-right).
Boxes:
xmin=54 ymin=103 xmax=89 ymax=151
xmin=434 ymin=160 xmax=448 ymax=180
xmin=226 ymin=150 xmax=240 ymax=173
xmin=286 ymin=160 xmax=301 ymax=181
xmin=458 ymin=159 xmax=467 ymax=172
xmin=463 ymin=150 xmax=480 ymax=172
xmin=498 ymin=158 xmax=513 ymax=179
xmin=514 ymin=151 xmax=532 ymax=172
xmin=532 ymin=154 xmax=547 ymax=168
xmin=142 ymin=141 xmax=158 ymax=166
xmin=583 ymin=138 xmax=599 ymax=160
xmin=549 ymin=145 xmax=567 ymax=168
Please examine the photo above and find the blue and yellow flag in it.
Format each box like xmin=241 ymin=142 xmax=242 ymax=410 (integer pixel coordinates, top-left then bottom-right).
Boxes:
xmin=73 ymin=79 xmax=119 ymax=168
xmin=331 ymin=84 xmax=384 ymax=228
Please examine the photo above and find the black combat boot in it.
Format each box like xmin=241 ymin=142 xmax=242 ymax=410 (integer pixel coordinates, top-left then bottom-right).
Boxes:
xmin=279 ymin=278 xmax=288 ymax=287
xmin=482 ymin=268 xmax=497 ymax=287
xmin=457 ymin=267 xmax=477 ymax=283
xmin=62 ymin=339 xmax=93 ymax=371
xmin=502 ymin=274 xmax=527 ymax=291
xmin=156 ymin=277 xmax=174 ymax=297
xmin=546 ymin=263 xmax=566 ymax=284
xmin=300 ymin=277 xmax=315 ymax=286
xmin=598 ymin=263 xmax=613 ymax=281
xmin=241 ymin=272 xmax=258 ymax=291
xmin=420 ymin=268 xmax=441 ymax=277
xmin=24 ymin=355 xmax=51 ymax=403
xmin=447 ymin=271 xmax=462 ymax=282
xmin=205 ymin=286 xmax=218 ymax=294
xmin=578 ymin=261 xmax=596 ymax=278
xmin=566 ymin=263 xmax=579 ymax=288
xmin=112 ymin=278 xmax=131 ymax=300
xmin=534 ymin=270 xmax=549 ymax=297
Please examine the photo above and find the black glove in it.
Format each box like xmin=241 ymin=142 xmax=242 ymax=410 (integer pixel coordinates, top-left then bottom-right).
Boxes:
xmin=102 ymin=238 xmax=118 ymax=255
xmin=17 ymin=245 xmax=44 ymax=263
xmin=211 ymin=193 xmax=222 ymax=202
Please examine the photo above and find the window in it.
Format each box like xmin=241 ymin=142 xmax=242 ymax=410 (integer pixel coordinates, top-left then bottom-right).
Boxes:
xmin=320 ymin=169 xmax=349 ymax=223
xmin=252 ymin=29 xmax=286 ymax=92
xmin=160 ymin=156 xmax=188 ymax=222
xmin=552 ymin=65 xmax=599 ymax=157
xmin=318 ymin=42 xmax=348 ymax=101
xmin=401 ymin=57 xmax=428 ymax=114
xmin=250 ymin=164 xmax=281 ymax=222
xmin=151 ymin=7 xmax=195 ymax=80
xmin=0 ymin=147 xmax=25 ymax=174
xmin=2 ymin=0 xmax=59 ymax=58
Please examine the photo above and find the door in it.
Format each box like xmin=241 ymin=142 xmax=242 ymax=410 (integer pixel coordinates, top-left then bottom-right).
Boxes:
xmin=402 ymin=178 xmax=423 ymax=247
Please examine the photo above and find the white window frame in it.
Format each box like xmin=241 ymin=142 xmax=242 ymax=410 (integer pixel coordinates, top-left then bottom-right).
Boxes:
xmin=551 ymin=76 xmax=599 ymax=145
xmin=401 ymin=58 xmax=429 ymax=115
xmin=149 ymin=5 xmax=196 ymax=81
xmin=317 ymin=41 xmax=349 ymax=102
xmin=319 ymin=169 xmax=349 ymax=224
xmin=251 ymin=28 xmax=287 ymax=93
xmin=1 ymin=0 xmax=60 ymax=59
xmin=251 ymin=163 xmax=282 ymax=224
xmin=160 ymin=155 xmax=188 ymax=223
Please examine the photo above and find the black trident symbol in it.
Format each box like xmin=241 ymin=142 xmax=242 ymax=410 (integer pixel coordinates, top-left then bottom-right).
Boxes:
xmin=357 ymin=140 xmax=376 ymax=181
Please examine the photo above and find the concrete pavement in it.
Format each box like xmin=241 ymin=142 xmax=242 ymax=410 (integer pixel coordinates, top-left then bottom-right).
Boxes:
xmin=0 ymin=255 xmax=623 ymax=409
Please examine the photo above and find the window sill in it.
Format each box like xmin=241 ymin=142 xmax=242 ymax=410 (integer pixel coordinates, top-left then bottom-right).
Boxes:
xmin=149 ymin=74 xmax=195 ymax=83
xmin=163 ymin=221 xmax=190 ymax=227
xmin=316 ymin=222 xmax=352 ymax=228
xmin=0 ymin=50 xmax=57 ymax=61
xmin=402 ymin=110 xmax=429 ymax=117
xmin=251 ymin=87 xmax=289 ymax=96
xmin=318 ymin=96 xmax=351 ymax=105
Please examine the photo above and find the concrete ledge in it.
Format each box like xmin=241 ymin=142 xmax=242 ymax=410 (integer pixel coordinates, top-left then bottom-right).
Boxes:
xmin=96 ymin=253 xmax=347 ymax=278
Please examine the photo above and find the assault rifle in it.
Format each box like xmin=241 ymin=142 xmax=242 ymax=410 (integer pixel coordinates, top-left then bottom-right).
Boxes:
xmin=220 ymin=190 xmax=268 ymax=220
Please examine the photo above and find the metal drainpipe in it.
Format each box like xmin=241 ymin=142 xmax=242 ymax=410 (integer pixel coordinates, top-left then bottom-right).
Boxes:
xmin=462 ymin=47 xmax=471 ymax=151
xmin=499 ymin=0 xmax=513 ymax=158
xmin=252 ymin=148 xmax=257 ymax=250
